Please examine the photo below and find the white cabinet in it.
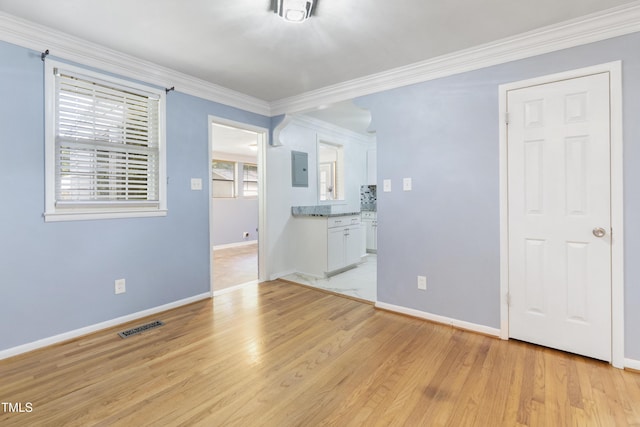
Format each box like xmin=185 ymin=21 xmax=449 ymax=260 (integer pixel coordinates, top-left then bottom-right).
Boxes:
xmin=362 ymin=211 xmax=377 ymax=252
xmin=327 ymin=215 xmax=362 ymax=274
xmin=293 ymin=214 xmax=362 ymax=277
xmin=345 ymin=225 xmax=362 ymax=265
xmin=327 ymin=227 xmax=346 ymax=272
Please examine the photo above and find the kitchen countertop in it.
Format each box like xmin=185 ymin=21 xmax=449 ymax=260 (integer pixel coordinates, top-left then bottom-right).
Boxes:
xmin=291 ymin=205 xmax=361 ymax=217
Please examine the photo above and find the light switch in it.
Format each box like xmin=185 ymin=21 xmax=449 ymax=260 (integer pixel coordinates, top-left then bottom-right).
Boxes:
xmin=191 ymin=178 xmax=202 ymax=190
xmin=383 ymin=179 xmax=391 ymax=192
xmin=403 ymin=178 xmax=412 ymax=191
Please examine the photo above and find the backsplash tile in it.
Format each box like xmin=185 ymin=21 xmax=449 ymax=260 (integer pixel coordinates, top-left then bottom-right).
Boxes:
xmin=360 ymin=185 xmax=377 ymax=211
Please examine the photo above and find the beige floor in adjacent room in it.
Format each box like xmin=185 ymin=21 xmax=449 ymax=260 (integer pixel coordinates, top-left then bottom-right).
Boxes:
xmin=214 ymin=242 xmax=377 ymax=302
xmin=213 ymin=242 xmax=258 ymax=292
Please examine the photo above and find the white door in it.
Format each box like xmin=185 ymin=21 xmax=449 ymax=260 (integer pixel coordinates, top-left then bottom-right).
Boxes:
xmin=507 ymin=72 xmax=612 ymax=361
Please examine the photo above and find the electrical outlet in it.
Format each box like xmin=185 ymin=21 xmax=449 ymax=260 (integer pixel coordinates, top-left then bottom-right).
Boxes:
xmin=115 ymin=279 xmax=126 ymax=294
xmin=243 ymin=232 xmax=250 ymax=238
xmin=190 ymin=178 xmax=202 ymax=190
xmin=403 ymin=177 xmax=412 ymax=191
xmin=417 ymin=275 xmax=427 ymax=290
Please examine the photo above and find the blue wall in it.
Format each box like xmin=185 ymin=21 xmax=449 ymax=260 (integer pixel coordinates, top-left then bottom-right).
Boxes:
xmin=357 ymin=33 xmax=640 ymax=359
xmin=3 ymin=31 xmax=640 ymax=362
xmin=0 ymin=41 xmax=269 ymax=351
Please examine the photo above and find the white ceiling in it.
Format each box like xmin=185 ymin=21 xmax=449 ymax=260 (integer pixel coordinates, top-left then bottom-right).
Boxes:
xmin=0 ymin=0 xmax=635 ymax=103
xmin=212 ymin=123 xmax=259 ymax=160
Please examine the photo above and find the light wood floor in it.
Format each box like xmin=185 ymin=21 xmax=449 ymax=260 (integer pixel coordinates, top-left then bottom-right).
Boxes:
xmin=213 ymin=243 xmax=258 ymax=291
xmin=1 ymin=281 xmax=639 ymax=426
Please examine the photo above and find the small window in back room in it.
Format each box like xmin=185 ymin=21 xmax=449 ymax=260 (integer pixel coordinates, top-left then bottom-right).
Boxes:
xmin=243 ymin=163 xmax=258 ymax=197
xmin=212 ymin=160 xmax=235 ymax=198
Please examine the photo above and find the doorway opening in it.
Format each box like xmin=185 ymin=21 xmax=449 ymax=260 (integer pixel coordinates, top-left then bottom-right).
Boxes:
xmin=279 ymin=101 xmax=377 ymax=302
xmin=209 ymin=117 xmax=268 ymax=295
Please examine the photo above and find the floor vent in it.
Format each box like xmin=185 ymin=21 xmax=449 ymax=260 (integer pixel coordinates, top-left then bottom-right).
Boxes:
xmin=118 ymin=320 xmax=165 ymax=339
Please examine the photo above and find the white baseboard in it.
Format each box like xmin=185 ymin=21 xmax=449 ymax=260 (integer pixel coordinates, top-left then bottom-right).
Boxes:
xmin=269 ymin=270 xmax=296 ymax=281
xmin=213 ymin=280 xmax=258 ymax=296
xmin=287 ymin=270 xmax=326 ymax=280
xmin=375 ymin=301 xmax=501 ymax=338
xmin=213 ymin=240 xmax=258 ymax=251
xmin=0 ymin=292 xmax=212 ymax=361
xmin=625 ymin=358 xmax=640 ymax=371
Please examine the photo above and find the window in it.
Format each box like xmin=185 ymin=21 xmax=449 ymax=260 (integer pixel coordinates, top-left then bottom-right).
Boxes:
xmin=212 ymin=160 xmax=236 ymax=198
xmin=44 ymin=60 xmax=166 ymax=221
xmin=211 ymin=161 xmax=258 ymax=198
xmin=318 ymin=141 xmax=344 ymax=201
xmin=243 ymin=164 xmax=258 ymax=197
xmin=319 ymin=162 xmax=334 ymax=200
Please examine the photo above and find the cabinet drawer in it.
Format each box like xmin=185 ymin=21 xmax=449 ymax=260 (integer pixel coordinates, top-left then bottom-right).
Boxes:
xmin=328 ymin=215 xmax=360 ymax=228
xmin=361 ymin=211 xmax=376 ymax=220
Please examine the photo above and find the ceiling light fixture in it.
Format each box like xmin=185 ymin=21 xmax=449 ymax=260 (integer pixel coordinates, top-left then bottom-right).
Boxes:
xmin=275 ymin=0 xmax=314 ymax=23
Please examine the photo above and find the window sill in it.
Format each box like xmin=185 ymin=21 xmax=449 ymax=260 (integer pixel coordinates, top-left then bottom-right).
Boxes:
xmin=44 ymin=209 xmax=168 ymax=222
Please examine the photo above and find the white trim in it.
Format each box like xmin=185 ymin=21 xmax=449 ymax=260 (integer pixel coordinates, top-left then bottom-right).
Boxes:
xmin=0 ymin=12 xmax=270 ymax=116
xmin=625 ymin=358 xmax=640 ymax=371
xmin=609 ymin=62 xmax=625 ymax=369
xmin=375 ymin=302 xmax=501 ymax=338
xmin=270 ymin=270 xmax=297 ymax=281
xmin=43 ymin=58 xmax=168 ymax=222
xmin=44 ymin=209 xmax=168 ymax=222
xmin=270 ymin=2 xmax=640 ymax=114
xmin=213 ymin=240 xmax=258 ymax=251
xmin=1 ymin=4 xmax=640 ymax=116
xmin=0 ymin=292 xmax=211 ymax=361
xmin=498 ymin=61 xmax=624 ymax=368
xmin=257 ymin=129 xmax=269 ymax=283
xmin=272 ymin=115 xmax=293 ymax=146
xmin=212 ymin=280 xmax=259 ymax=297
xmin=209 ymin=116 xmax=269 ymax=296
xmin=498 ymin=85 xmax=510 ymax=341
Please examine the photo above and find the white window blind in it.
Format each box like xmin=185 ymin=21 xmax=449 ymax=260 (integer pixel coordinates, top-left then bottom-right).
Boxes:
xmin=243 ymin=163 xmax=258 ymax=197
xmin=212 ymin=160 xmax=235 ymax=198
xmin=54 ymin=68 xmax=161 ymax=207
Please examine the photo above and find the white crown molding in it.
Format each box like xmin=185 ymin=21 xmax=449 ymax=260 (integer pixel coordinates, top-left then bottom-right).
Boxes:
xmin=2 ymin=2 xmax=640 ymax=118
xmin=270 ymin=1 xmax=640 ymax=115
xmin=272 ymin=115 xmax=293 ymax=146
xmin=0 ymin=12 xmax=271 ymax=116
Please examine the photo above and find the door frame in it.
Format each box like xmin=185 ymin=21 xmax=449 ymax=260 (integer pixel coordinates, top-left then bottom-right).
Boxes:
xmin=208 ymin=116 xmax=269 ymax=294
xmin=498 ymin=61 xmax=624 ymax=368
